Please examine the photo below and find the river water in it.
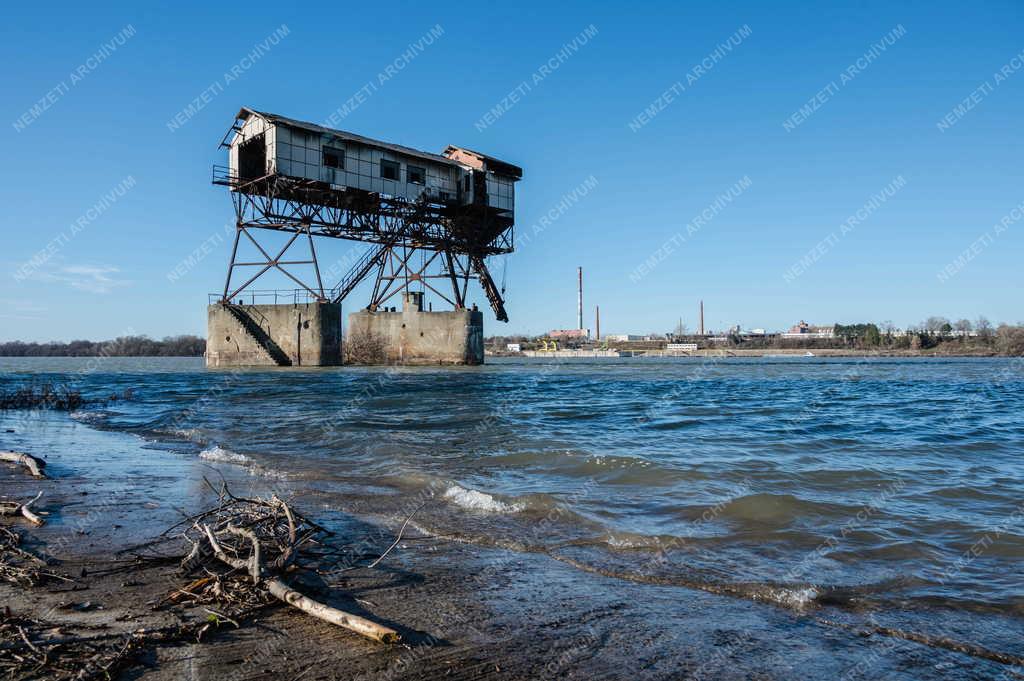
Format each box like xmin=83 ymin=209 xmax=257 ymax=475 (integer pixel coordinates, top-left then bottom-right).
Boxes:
xmin=2 ymin=356 xmax=1023 ymax=674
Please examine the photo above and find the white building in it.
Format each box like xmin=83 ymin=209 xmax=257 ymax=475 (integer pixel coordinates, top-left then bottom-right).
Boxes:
xmin=506 ymin=343 xmax=521 ymax=352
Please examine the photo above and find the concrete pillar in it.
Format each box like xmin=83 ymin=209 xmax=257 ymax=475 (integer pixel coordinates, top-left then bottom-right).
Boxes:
xmin=206 ymin=302 xmax=341 ymax=367
xmin=346 ymin=298 xmax=484 ymax=365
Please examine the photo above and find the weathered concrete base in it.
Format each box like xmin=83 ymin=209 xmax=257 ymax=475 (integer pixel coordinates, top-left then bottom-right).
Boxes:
xmin=346 ymin=293 xmax=484 ymax=365
xmin=206 ymin=302 xmax=342 ymax=367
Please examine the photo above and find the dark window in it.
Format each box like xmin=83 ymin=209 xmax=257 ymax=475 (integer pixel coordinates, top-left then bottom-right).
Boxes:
xmin=238 ymin=133 xmax=266 ymax=181
xmin=408 ymin=165 xmax=425 ymax=185
xmin=323 ymin=146 xmax=344 ymax=169
xmin=381 ymin=159 xmax=400 ymax=181
xmin=464 ymin=175 xmax=471 ymax=192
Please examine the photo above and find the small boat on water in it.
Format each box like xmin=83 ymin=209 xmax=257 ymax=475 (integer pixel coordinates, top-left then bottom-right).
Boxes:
xmin=805 ymin=352 xmax=815 ymax=357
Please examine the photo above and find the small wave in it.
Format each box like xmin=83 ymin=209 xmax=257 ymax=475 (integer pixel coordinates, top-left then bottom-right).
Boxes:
xmin=584 ymin=454 xmax=653 ymax=469
xmin=718 ymin=492 xmax=856 ymax=527
xmin=443 ymin=484 xmax=523 ymax=513
xmin=755 ymin=586 xmax=819 ymax=609
xmin=581 ymin=532 xmax=680 ymax=551
xmin=249 ymin=463 xmax=292 ymax=480
xmin=160 ymin=427 xmax=205 ymax=442
xmin=199 ymin=445 xmax=251 ymax=464
xmin=70 ymin=410 xmax=106 ymax=423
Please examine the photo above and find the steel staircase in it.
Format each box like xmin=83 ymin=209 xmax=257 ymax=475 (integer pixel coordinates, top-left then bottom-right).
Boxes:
xmin=330 ymin=244 xmax=390 ymax=304
xmin=469 ymin=254 xmax=508 ymax=322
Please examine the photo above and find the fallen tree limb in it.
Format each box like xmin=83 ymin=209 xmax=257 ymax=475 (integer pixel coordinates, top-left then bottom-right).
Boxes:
xmin=201 ymin=522 xmax=399 ymax=644
xmin=0 ymin=491 xmax=45 ymax=526
xmin=0 ymin=451 xmax=47 ymax=478
xmin=264 ymin=578 xmax=400 ymax=644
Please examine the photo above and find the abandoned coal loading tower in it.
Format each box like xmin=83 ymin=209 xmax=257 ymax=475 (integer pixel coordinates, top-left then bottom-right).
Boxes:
xmin=206 ymin=107 xmax=522 ymax=367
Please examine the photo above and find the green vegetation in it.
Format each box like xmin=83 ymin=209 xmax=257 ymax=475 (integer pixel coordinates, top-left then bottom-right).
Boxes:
xmin=788 ymin=316 xmax=1024 ymax=355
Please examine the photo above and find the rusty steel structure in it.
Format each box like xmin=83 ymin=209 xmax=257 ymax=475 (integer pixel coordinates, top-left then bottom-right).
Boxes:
xmin=212 ymin=108 xmax=521 ymax=322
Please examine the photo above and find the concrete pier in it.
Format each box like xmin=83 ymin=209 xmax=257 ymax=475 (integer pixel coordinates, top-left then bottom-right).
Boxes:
xmin=346 ymin=293 xmax=484 ymax=365
xmin=206 ymin=302 xmax=342 ymax=367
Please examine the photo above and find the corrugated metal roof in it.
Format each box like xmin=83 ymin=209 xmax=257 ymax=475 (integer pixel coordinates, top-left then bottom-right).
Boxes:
xmin=237 ymin=107 xmax=461 ymax=168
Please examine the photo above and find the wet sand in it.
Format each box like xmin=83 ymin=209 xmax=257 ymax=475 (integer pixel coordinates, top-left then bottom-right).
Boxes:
xmin=0 ymin=414 xmax=1018 ymax=680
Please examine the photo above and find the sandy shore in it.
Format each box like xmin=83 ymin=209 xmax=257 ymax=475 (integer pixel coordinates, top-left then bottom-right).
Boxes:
xmin=2 ymin=413 xmax=1018 ymax=680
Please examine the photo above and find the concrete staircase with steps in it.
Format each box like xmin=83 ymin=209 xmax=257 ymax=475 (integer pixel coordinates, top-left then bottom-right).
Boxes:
xmin=222 ymin=304 xmax=293 ymax=366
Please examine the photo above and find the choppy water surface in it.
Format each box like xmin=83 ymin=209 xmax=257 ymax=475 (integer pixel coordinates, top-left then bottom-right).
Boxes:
xmin=3 ymin=356 xmax=1024 ymax=666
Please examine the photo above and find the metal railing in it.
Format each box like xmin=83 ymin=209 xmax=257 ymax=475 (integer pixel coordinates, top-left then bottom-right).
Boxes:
xmin=211 ymin=164 xmax=236 ymax=186
xmin=208 ymin=289 xmax=328 ymax=306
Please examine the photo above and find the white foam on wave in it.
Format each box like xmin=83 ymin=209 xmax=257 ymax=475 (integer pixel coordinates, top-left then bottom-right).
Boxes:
xmin=604 ymin=534 xmax=642 ymax=549
xmin=586 ymin=454 xmax=652 ymax=469
xmin=165 ymin=427 xmax=203 ymax=442
xmin=199 ymin=445 xmax=251 ymax=464
xmin=443 ymin=484 xmax=522 ymax=513
xmin=760 ymin=586 xmax=818 ymax=609
xmin=70 ymin=410 xmax=105 ymax=423
xmin=198 ymin=445 xmax=292 ymax=479
xmin=249 ymin=464 xmax=291 ymax=480
xmin=600 ymin=532 xmax=666 ymax=550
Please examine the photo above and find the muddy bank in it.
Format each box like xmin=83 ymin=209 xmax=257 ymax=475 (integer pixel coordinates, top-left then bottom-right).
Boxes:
xmin=1 ymin=414 xmax=1020 ymax=680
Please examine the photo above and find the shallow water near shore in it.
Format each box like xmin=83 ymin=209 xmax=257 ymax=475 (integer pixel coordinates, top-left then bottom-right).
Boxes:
xmin=3 ymin=355 xmax=1024 ymax=676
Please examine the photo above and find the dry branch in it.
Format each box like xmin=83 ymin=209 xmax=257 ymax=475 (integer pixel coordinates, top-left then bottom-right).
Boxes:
xmin=0 ymin=491 xmax=45 ymax=526
xmin=0 ymin=612 xmax=214 ymax=681
xmin=199 ymin=517 xmax=400 ymax=644
xmin=178 ymin=489 xmax=400 ymax=645
xmin=265 ymin=579 xmax=400 ymax=644
xmin=0 ymin=525 xmax=66 ymax=587
xmin=0 ymin=451 xmax=47 ymax=478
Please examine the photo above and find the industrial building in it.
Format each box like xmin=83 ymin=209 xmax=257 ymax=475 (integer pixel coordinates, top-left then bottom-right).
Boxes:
xmin=207 ymin=107 xmax=521 ymax=367
xmin=782 ymin=321 xmax=836 ymax=339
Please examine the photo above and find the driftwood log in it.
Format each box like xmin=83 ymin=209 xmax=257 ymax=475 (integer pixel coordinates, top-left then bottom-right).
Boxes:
xmin=0 ymin=451 xmax=47 ymax=478
xmin=0 ymin=491 xmax=45 ymax=526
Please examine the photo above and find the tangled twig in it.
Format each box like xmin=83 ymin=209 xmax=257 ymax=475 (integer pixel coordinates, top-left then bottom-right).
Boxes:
xmin=176 ymin=484 xmax=400 ymax=644
xmin=0 ymin=526 xmax=67 ymax=587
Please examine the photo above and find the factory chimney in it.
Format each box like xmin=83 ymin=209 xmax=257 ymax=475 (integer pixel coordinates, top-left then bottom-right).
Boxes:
xmin=699 ymin=300 xmax=705 ymax=336
xmin=577 ymin=267 xmax=583 ymax=332
xmin=596 ymin=305 xmax=601 ymax=340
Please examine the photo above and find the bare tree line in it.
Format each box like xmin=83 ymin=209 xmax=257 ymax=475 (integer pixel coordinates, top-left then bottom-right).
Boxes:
xmin=0 ymin=335 xmax=205 ymax=357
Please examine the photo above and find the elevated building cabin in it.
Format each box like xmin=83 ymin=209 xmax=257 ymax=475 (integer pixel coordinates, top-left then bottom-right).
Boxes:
xmin=222 ymin=107 xmax=520 ymax=220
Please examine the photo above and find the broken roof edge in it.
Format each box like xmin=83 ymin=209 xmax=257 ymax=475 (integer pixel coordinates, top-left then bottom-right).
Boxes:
xmin=443 ymin=145 xmax=523 ymax=179
xmin=234 ymin=107 xmax=522 ymax=178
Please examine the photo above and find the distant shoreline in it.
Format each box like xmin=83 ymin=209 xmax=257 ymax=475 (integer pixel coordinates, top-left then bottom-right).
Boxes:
xmin=494 ymin=348 xmax=1009 ymax=358
xmin=0 ymin=335 xmax=205 ymax=358
xmin=0 ymin=354 xmax=203 ymax=358
xmin=0 ymin=349 xmax=1011 ymax=359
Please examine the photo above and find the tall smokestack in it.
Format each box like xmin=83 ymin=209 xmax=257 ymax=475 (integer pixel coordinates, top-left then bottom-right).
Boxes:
xmin=596 ymin=305 xmax=600 ymax=340
xmin=577 ymin=267 xmax=583 ymax=332
xmin=699 ymin=300 xmax=705 ymax=336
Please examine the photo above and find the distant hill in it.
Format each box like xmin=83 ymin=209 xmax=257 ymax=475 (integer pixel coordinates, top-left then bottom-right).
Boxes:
xmin=0 ymin=335 xmax=206 ymax=357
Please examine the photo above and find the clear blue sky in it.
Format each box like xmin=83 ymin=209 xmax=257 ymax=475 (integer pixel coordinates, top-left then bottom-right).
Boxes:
xmin=2 ymin=1 xmax=1021 ymax=341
